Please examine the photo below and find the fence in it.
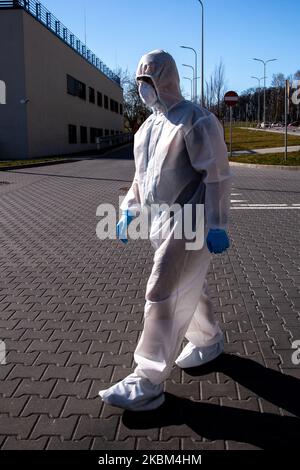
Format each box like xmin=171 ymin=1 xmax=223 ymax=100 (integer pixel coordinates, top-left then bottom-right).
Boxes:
xmin=96 ymin=133 xmax=133 ymax=151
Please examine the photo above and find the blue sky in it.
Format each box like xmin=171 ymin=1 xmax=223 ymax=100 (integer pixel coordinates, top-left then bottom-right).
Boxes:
xmin=43 ymin=0 xmax=299 ymax=97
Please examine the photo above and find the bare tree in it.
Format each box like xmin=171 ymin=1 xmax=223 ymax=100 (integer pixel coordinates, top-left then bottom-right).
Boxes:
xmin=213 ymin=60 xmax=227 ymax=117
xmin=204 ymin=60 xmax=227 ymax=117
xmin=205 ymin=75 xmax=214 ymax=110
xmin=114 ymin=67 xmax=150 ymax=133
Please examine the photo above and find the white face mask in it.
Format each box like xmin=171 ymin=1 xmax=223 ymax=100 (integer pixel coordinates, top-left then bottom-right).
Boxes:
xmin=139 ymin=81 xmax=158 ymax=107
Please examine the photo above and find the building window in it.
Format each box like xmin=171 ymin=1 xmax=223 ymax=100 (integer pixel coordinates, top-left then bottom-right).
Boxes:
xmin=89 ymin=87 xmax=95 ymax=104
xmin=77 ymin=81 xmax=86 ymax=100
xmin=104 ymin=95 xmax=109 ymax=109
xmin=90 ymin=128 xmax=104 ymax=143
xmin=67 ymin=74 xmax=86 ymax=100
xmin=0 ymin=80 xmax=6 ymax=105
xmin=80 ymin=126 xmax=88 ymax=144
xmin=109 ymin=99 xmax=118 ymax=113
xmin=68 ymin=124 xmax=77 ymax=144
xmin=120 ymin=103 xmax=123 ymax=115
xmin=67 ymin=75 xmax=76 ymax=96
xmin=97 ymin=92 xmax=103 ymax=107
xmin=90 ymin=128 xmax=97 ymax=143
xmin=105 ymin=129 xmax=109 ymax=136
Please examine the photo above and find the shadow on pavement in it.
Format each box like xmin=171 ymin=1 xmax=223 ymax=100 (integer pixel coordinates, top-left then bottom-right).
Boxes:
xmin=122 ymin=354 xmax=300 ymax=449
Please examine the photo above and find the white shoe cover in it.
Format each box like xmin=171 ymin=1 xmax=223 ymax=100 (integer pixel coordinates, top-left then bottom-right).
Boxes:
xmin=98 ymin=373 xmax=165 ymax=411
xmin=175 ymin=337 xmax=224 ymax=369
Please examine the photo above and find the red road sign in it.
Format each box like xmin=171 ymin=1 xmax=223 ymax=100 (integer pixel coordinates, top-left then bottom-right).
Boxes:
xmin=224 ymin=91 xmax=239 ymax=107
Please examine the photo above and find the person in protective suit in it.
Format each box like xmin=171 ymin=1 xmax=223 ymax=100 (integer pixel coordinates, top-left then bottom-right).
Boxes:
xmin=99 ymin=49 xmax=232 ymax=411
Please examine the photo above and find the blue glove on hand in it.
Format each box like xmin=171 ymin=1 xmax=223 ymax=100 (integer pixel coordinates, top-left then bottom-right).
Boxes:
xmin=206 ymin=229 xmax=230 ymax=254
xmin=116 ymin=210 xmax=135 ymax=244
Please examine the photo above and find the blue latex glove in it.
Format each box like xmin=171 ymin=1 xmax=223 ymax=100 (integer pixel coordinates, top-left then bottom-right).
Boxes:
xmin=206 ymin=229 xmax=230 ymax=254
xmin=116 ymin=210 xmax=135 ymax=244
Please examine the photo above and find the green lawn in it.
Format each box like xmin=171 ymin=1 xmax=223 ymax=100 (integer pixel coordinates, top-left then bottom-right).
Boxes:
xmin=224 ymin=127 xmax=300 ymax=151
xmin=229 ymin=151 xmax=300 ymax=166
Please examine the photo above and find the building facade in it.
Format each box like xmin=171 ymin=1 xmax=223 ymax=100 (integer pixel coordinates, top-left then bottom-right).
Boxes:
xmin=0 ymin=0 xmax=124 ymax=159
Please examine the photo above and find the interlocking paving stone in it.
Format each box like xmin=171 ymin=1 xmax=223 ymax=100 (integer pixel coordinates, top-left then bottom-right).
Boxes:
xmin=0 ymin=146 xmax=299 ymax=449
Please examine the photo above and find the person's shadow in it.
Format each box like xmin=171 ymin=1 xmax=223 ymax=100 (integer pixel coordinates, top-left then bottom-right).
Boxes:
xmin=122 ymin=354 xmax=300 ymax=449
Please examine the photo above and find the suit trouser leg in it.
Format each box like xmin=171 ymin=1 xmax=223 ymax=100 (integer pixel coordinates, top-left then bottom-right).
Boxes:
xmin=184 ymin=277 xmax=223 ymax=347
xmin=133 ymin=240 xmax=221 ymax=385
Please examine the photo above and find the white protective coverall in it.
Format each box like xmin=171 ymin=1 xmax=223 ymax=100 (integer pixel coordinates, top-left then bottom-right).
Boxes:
xmin=99 ymin=50 xmax=232 ymax=410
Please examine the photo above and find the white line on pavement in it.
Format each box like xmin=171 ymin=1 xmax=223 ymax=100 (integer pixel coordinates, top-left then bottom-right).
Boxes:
xmin=231 ymin=207 xmax=300 ymax=210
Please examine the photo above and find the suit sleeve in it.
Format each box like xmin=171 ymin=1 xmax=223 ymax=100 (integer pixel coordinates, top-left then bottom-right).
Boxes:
xmin=120 ymin=169 xmax=141 ymax=217
xmin=182 ymin=113 xmax=232 ymax=230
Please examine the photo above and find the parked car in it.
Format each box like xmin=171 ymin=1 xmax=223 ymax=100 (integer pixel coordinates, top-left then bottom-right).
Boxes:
xmin=288 ymin=120 xmax=300 ymax=127
xmin=260 ymin=122 xmax=271 ymax=129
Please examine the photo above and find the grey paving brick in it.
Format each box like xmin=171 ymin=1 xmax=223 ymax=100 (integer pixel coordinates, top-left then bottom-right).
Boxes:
xmin=46 ymin=436 xmax=92 ymax=450
xmin=0 ymin=397 xmax=29 ymax=416
xmin=1 ymin=436 xmax=49 ymax=450
xmin=61 ymin=397 xmax=102 ymax=418
xmin=0 ymin=416 xmax=38 ymax=439
xmin=14 ymin=379 xmax=57 ymax=398
xmin=21 ymin=396 xmax=66 ymax=418
xmin=73 ymin=415 xmax=119 ymax=440
xmin=30 ymin=415 xmax=79 ymax=440
xmin=92 ymin=437 xmax=136 ymax=450
xmin=50 ymin=379 xmax=91 ymax=399
xmin=41 ymin=365 xmax=80 ymax=381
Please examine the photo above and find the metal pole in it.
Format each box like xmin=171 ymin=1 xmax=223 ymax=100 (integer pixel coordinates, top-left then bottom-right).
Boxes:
xmin=84 ymin=5 xmax=87 ymax=45
xmin=264 ymin=62 xmax=266 ymax=124
xmin=184 ymin=77 xmax=193 ymax=101
xmin=195 ymin=52 xmax=198 ymax=104
xmin=251 ymin=76 xmax=264 ymax=125
xmin=198 ymin=0 xmax=204 ymax=106
xmin=182 ymin=64 xmax=195 ymax=101
xmin=253 ymin=58 xmax=277 ymax=125
xmin=258 ymin=85 xmax=261 ymax=124
xmin=181 ymin=47 xmax=198 ymax=103
xmin=202 ymin=2 xmax=204 ymax=106
xmin=230 ymin=107 xmax=233 ymax=158
xmin=285 ymin=80 xmax=288 ymax=162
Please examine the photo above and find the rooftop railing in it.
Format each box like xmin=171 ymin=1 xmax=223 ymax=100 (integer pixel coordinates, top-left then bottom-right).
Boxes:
xmin=0 ymin=0 xmax=121 ymax=86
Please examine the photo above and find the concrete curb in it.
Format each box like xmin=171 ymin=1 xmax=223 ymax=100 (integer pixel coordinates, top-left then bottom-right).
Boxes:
xmin=229 ymin=161 xmax=300 ymax=170
xmin=0 ymin=159 xmax=81 ymax=172
xmin=0 ymin=143 xmax=134 ymax=172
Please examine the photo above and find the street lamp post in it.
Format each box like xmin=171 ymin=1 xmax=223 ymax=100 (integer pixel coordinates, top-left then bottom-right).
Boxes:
xmin=251 ymin=76 xmax=265 ymax=125
xmin=182 ymin=64 xmax=195 ymax=101
xmin=181 ymin=46 xmax=198 ymax=103
xmin=184 ymin=76 xmax=201 ymax=102
xmin=184 ymin=77 xmax=193 ymax=101
xmin=252 ymin=58 xmax=277 ymax=124
xmin=198 ymin=0 xmax=204 ymax=106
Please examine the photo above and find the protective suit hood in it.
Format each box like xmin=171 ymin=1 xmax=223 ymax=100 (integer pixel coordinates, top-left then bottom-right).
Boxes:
xmin=136 ymin=49 xmax=185 ymax=114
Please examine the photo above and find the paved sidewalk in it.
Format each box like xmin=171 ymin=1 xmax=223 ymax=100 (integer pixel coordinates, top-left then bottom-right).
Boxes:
xmin=0 ymin=144 xmax=299 ymax=450
xmin=243 ymin=127 xmax=300 ymax=137
xmin=230 ymin=145 xmax=300 ymax=156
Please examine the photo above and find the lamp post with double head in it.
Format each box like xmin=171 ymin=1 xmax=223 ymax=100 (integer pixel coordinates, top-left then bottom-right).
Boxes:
xmin=181 ymin=46 xmax=198 ymax=104
xmin=182 ymin=63 xmax=196 ymax=101
xmin=251 ymin=76 xmax=265 ymax=125
xmin=252 ymin=58 xmax=277 ymax=124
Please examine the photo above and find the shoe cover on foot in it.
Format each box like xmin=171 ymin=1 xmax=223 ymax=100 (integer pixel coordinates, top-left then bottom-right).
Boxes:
xmin=175 ymin=337 xmax=224 ymax=368
xmin=98 ymin=373 xmax=165 ymax=411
